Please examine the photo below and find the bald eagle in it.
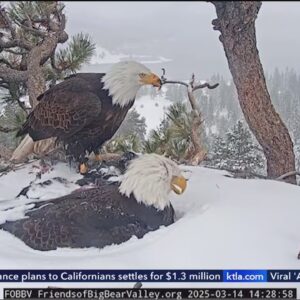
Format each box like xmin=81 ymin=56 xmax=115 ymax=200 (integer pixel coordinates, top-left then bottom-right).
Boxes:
xmin=0 ymin=154 xmax=187 ymax=251
xmin=17 ymin=61 xmax=162 ymax=174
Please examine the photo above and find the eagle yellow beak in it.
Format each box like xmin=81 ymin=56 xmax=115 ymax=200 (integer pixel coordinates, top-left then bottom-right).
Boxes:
xmin=171 ymin=176 xmax=187 ymax=195
xmin=140 ymin=73 xmax=162 ymax=88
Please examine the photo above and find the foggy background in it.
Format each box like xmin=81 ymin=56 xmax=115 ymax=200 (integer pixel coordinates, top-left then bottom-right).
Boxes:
xmin=64 ymin=1 xmax=300 ymax=79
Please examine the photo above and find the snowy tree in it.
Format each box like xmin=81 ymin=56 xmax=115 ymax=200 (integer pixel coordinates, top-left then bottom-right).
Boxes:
xmin=209 ymin=120 xmax=265 ymax=174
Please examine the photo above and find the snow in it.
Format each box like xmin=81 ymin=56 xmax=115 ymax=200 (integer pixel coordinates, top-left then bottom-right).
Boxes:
xmin=0 ymin=161 xmax=300 ymax=294
xmin=134 ymin=94 xmax=172 ymax=136
xmin=206 ymin=124 xmax=218 ymax=135
xmin=90 ymin=45 xmax=172 ymax=65
xmin=19 ymin=95 xmax=31 ymax=109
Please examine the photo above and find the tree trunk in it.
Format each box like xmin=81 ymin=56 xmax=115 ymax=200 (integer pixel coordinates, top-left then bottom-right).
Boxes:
xmin=10 ymin=25 xmax=68 ymax=163
xmin=211 ymin=1 xmax=296 ymax=183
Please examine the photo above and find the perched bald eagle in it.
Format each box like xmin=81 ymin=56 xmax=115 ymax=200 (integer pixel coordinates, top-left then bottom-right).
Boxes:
xmin=17 ymin=61 xmax=161 ymax=174
xmin=0 ymin=154 xmax=187 ymax=251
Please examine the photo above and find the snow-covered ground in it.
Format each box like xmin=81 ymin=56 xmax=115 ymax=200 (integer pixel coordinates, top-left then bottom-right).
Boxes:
xmin=0 ymin=161 xmax=300 ymax=295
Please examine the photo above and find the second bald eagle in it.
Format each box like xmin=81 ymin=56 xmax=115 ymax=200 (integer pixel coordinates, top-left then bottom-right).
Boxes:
xmin=17 ymin=61 xmax=162 ymax=173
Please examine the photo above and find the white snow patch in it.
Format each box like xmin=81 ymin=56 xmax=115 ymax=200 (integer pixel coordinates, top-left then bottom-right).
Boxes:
xmin=19 ymin=95 xmax=31 ymax=109
xmin=219 ymin=108 xmax=229 ymax=118
xmin=134 ymin=95 xmax=172 ymax=136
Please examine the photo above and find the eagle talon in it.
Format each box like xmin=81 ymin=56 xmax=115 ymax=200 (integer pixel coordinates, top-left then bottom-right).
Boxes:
xmin=79 ymin=163 xmax=89 ymax=175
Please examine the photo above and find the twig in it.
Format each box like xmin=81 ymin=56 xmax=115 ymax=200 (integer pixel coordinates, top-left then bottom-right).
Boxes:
xmin=162 ymin=80 xmax=188 ymax=88
xmin=193 ymin=82 xmax=219 ymax=91
xmin=160 ymin=68 xmax=219 ymax=91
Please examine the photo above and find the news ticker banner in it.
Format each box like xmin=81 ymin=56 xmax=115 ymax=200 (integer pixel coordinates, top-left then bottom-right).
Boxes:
xmin=2 ymin=288 xmax=298 ymax=299
xmin=0 ymin=270 xmax=299 ymax=283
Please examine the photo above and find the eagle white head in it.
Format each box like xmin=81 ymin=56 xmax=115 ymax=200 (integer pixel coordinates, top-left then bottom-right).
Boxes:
xmin=119 ymin=153 xmax=187 ymax=210
xmin=102 ymin=61 xmax=162 ymax=107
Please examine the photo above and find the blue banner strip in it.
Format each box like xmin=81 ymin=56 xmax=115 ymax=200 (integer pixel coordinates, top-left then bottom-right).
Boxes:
xmin=0 ymin=270 xmax=299 ymax=282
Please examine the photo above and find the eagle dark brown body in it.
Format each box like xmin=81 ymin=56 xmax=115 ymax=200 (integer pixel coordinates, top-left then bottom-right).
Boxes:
xmin=0 ymin=182 xmax=175 ymax=251
xmin=17 ymin=73 xmax=134 ymax=163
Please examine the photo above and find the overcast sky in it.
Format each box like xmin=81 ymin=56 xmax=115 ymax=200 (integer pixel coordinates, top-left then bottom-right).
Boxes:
xmin=64 ymin=1 xmax=300 ymax=79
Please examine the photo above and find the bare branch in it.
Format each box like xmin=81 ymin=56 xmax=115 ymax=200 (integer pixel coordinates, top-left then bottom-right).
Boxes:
xmin=276 ymin=171 xmax=300 ymax=181
xmin=193 ymin=82 xmax=219 ymax=91
xmin=162 ymin=80 xmax=188 ymax=88
xmin=160 ymin=69 xmax=219 ymax=91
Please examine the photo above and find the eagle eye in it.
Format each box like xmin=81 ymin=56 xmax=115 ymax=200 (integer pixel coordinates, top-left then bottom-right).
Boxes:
xmin=139 ymin=73 xmax=146 ymax=78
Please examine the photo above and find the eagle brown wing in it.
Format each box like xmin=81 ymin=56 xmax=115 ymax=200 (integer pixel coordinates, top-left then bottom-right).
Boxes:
xmin=17 ymin=77 xmax=102 ymax=141
xmin=0 ymin=185 xmax=174 ymax=251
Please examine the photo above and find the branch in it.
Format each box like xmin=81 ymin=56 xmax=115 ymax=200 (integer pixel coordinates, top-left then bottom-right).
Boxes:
xmin=276 ymin=171 xmax=300 ymax=181
xmin=0 ymin=65 xmax=28 ymax=82
xmin=0 ymin=6 xmax=17 ymax=39
xmin=193 ymin=82 xmax=219 ymax=91
xmin=162 ymin=80 xmax=188 ymax=88
xmin=18 ymin=22 xmax=47 ymax=38
xmin=5 ymin=48 xmax=27 ymax=55
xmin=0 ymin=38 xmax=33 ymax=51
xmin=0 ymin=80 xmax=9 ymax=89
xmin=160 ymin=68 xmax=219 ymax=91
xmin=0 ymin=125 xmax=18 ymax=133
xmin=0 ymin=57 xmax=15 ymax=69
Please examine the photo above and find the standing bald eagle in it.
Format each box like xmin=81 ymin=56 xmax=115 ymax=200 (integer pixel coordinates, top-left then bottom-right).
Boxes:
xmin=17 ymin=61 xmax=162 ymax=174
xmin=0 ymin=154 xmax=187 ymax=251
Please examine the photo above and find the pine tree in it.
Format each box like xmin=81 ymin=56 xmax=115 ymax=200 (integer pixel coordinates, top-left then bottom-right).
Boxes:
xmin=143 ymin=102 xmax=204 ymax=162
xmin=209 ymin=120 xmax=265 ymax=174
xmin=0 ymin=1 xmax=95 ymax=156
xmin=0 ymin=1 xmax=95 ymax=109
